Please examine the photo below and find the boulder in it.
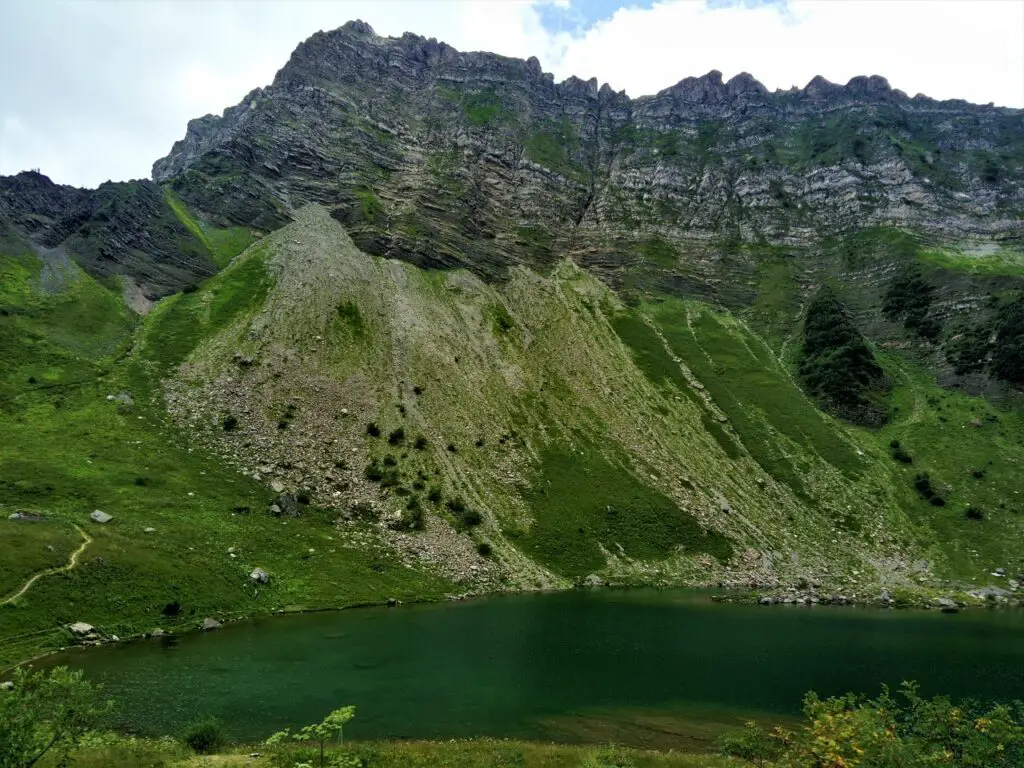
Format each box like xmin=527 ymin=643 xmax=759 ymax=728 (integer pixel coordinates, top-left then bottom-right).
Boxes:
xmin=0 ymin=681 xmax=13 ymax=691
xmin=201 ymin=617 xmax=222 ymax=631
xmin=758 ymin=596 xmax=775 ymax=605
xmin=90 ymin=510 xmax=112 ymax=524
xmin=270 ymin=479 xmax=285 ymax=494
xmin=250 ymin=567 xmax=270 ymax=584
xmin=269 ymin=493 xmax=300 ymax=518
xmin=69 ymin=622 xmax=95 ymax=636
xmin=582 ymin=573 xmax=606 ymax=588
xmin=144 ymin=527 xmax=156 ymax=533
xmin=150 ymin=628 xmax=165 ymax=637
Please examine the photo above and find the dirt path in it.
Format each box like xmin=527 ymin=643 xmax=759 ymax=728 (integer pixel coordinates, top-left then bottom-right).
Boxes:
xmin=1 ymin=524 xmax=92 ymax=605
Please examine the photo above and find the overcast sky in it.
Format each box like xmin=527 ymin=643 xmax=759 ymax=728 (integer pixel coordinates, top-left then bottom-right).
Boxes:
xmin=2 ymin=0 xmax=1021 ymax=188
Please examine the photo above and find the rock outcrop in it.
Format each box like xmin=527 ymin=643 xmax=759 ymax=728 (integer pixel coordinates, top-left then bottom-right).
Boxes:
xmin=153 ymin=20 xmax=1022 ymax=288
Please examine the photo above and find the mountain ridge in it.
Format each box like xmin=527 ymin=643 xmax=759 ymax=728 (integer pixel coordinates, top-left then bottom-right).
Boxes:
xmin=2 ymin=20 xmax=1024 ymax=665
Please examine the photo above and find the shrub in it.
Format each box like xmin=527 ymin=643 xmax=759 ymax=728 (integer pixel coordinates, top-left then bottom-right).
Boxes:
xmin=413 ymin=385 xmax=424 ymax=395
xmin=296 ymin=490 xmax=311 ymax=505
xmin=966 ymin=505 xmax=984 ymax=520
xmin=387 ymin=428 xmax=405 ymax=446
xmin=0 ymin=667 xmax=110 ymax=768
xmin=461 ymin=509 xmax=483 ymax=527
xmin=265 ymin=706 xmax=355 ymax=768
xmin=476 ymin=542 xmax=492 ymax=557
xmin=427 ymin=487 xmax=443 ymax=504
xmin=383 ymin=455 xmax=397 ymax=467
xmin=971 ymin=468 xmax=986 ymax=479
xmin=364 ymin=461 xmax=384 ymax=482
xmin=719 ymin=682 xmax=1024 ymax=768
xmin=365 ymin=422 xmax=381 ymax=437
xmin=446 ymin=497 xmax=466 ymax=515
xmin=475 ymin=437 xmax=485 ymax=448
xmin=222 ymin=415 xmax=239 ymax=431
xmin=413 ymin=435 xmax=429 ymax=450
xmin=718 ymin=720 xmax=783 ymax=768
xmin=134 ymin=476 xmax=150 ymax=486
xmin=446 ymin=443 xmax=458 ymax=453
xmin=889 ymin=440 xmax=913 ymax=464
xmin=184 ymin=716 xmax=226 ymax=754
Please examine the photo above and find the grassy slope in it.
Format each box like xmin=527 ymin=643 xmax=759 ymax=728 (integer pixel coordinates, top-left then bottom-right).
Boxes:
xmin=5 ymin=204 xmax=1024 ymax=668
xmin=169 ymin=206 xmax=969 ymax=598
xmin=0 ymin=216 xmax=452 ymax=669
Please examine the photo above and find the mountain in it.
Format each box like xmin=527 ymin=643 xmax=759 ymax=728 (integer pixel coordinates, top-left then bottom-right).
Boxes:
xmin=2 ymin=21 xmax=1024 ymax=662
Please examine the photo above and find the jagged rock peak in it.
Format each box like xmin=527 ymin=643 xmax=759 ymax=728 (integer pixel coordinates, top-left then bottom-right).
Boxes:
xmin=341 ymin=19 xmax=376 ymax=36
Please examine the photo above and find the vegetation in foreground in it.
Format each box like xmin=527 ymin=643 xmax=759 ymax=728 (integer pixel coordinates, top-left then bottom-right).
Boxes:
xmin=4 ymin=667 xmax=1022 ymax=768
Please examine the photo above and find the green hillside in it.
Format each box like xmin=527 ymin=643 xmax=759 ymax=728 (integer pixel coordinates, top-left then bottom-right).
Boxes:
xmin=5 ymin=198 xmax=1024 ymax=666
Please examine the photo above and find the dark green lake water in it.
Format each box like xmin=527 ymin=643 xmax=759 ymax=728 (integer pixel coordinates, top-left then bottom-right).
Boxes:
xmin=41 ymin=590 xmax=1024 ymax=748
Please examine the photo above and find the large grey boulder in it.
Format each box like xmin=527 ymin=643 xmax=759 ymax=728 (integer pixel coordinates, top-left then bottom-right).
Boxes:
xmin=90 ymin=510 xmax=112 ymax=524
xmin=201 ymin=617 xmax=222 ymax=631
xmin=69 ymin=622 xmax=95 ymax=636
xmin=250 ymin=567 xmax=270 ymax=584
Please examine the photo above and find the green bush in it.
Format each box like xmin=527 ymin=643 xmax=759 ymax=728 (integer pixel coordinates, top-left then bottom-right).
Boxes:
xmin=387 ymin=428 xmax=405 ymax=446
xmin=798 ymin=286 xmax=888 ymax=426
xmin=718 ymin=682 xmax=1024 ymax=768
xmin=365 ymin=422 xmax=381 ymax=438
xmin=222 ymin=415 xmax=238 ymax=431
xmin=183 ymin=716 xmax=226 ymax=754
xmin=413 ymin=435 xmax=428 ymax=450
xmin=0 ymin=666 xmax=111 ymax=768
xmin=476 ymin=542 xmax=492 ymax=557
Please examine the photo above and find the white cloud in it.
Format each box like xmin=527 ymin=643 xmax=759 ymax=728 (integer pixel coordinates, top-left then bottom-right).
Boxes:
xmin=0 ymin=0 xmax=1019 ymax=188
xmin=551 ymin=0 xmax=1024 ymax=104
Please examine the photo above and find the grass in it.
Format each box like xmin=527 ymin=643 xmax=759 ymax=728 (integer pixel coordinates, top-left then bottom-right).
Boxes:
xmin=139 ymin=247 xmax=271 ymax=375
xmin=512 ymin=442 xmax=733 ymax=577
xmin=646 ymin=300 xmax=865 ymax=489
xmin=876 ymin=355 xmax=1024 ymax=580
xmin=918 ymin=244 xmax=1024 ymax=277
xmin=0 ymin=238 xmax=454 ymax=669
xmin=525 ymin=120 xmax=585 ymax=180
xmin=0 ymin=518 xmax=83 ymax=597
xmin=53 ymin=738 xmax=742 ymax=768
xmin=163 ymin=188 xmax=256 ymax=269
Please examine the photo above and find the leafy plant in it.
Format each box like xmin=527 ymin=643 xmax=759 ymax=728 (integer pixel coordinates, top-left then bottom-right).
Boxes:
xmin=719 ymin=682 xmax=1024 ymax=768
xmin=0 ymin=666 xmax=110 ymax=768
xmin=265 ymin=706 xmax=356 ymax=768
xmin=183 ymin=716 xmax=226 ymax=754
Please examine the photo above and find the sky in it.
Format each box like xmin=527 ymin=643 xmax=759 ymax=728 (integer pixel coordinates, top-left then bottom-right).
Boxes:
xmin=1 ymin=0 xmax=1021 ymax=189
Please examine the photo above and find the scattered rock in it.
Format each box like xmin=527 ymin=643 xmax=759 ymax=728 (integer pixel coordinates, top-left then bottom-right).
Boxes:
xmin=269 ymin=493 xmax=300 ymax=518
xmin=759 ymin=596 xmax=775 ymax=605
xmin=111 ymin=635 xmax=120 ymax=642
xmin=386 ymin=597 xmax=398 ymax=607
xmin=270 ymin=479 xmax=285 ymax=494
xmin=993 ymin=567 xmax=1006 ymax=577
xmin=150 ymin=628 xmax=165 ymax=637
xmin=69 ymin=622 xmax=95 ymax=636
xmin=89 ymin=510 xmax=112 ymax=524
xmin=582 ymin=573 xmax=606 ymax=588
xmin=250 ymin=567 xmax=270 ymax=584
xmin=143 ymin=527 xmax=156 ymax=533
xmin=201 ymin=617 xmax=222 ymax=631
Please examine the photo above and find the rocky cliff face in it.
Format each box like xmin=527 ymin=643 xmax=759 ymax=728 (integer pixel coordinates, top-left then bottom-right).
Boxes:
xmin=0 ymin=171 xmax=217 ymax=299
xmin=154 ymin=20 xmax=1022 ymax=289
